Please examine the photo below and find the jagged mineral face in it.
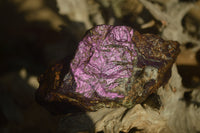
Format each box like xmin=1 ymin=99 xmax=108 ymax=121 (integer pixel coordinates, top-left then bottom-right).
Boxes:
xmin=70 ymin=25 xmax=136 ymax=99
xmin=36 ymin=25 xmax=180 ymax=112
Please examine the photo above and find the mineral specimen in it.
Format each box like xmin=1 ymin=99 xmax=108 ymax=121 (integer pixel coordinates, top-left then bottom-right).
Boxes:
xmin=36 ymin=25 xmax=180 ymax=112
xmin=71 ymin=25 xmax=136 ymax=99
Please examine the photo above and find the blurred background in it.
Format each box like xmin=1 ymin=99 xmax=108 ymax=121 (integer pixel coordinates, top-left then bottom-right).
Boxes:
xmin=0 ymin=0 xmax=200 ymax=132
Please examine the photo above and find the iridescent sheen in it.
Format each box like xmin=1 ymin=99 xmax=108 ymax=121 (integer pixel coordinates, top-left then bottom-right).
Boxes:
xmin=70 ymin=25 xmax=137 ymax=99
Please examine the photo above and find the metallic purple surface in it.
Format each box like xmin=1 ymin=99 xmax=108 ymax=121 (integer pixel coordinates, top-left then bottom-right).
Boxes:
xmin=70 ymin=25 xmax=137 ymax=99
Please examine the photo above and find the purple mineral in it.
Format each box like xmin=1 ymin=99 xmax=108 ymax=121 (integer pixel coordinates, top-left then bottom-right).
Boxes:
xmin=36 ymin=25 xmax=180 ymax=112
xmin=70 ymin=25 xmax=137 ymax=99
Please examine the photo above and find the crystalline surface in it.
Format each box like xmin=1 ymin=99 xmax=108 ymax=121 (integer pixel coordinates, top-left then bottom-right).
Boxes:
xmin=70 ymin=25 xmax=137 ymax=99
xmin=36 ymin=25 xmax=180 ymax=112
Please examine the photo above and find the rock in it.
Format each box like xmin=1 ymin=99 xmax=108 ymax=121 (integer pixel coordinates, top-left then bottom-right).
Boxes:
xmin=36 ymin=25 xmax=180 ymax=112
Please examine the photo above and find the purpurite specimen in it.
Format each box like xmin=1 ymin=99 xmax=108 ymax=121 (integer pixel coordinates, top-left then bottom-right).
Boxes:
xmin=36 ymin=25 xmax=180 ymax=112
xmin=71 ymin=25 xmax=136 ymax=99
